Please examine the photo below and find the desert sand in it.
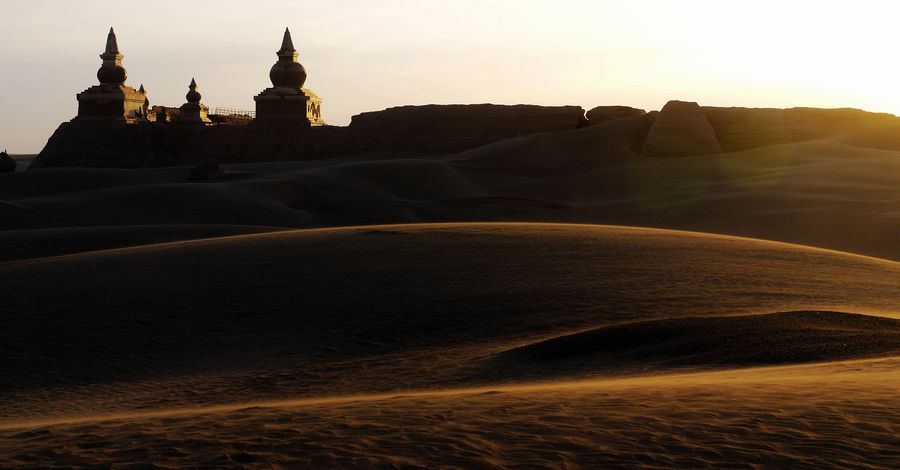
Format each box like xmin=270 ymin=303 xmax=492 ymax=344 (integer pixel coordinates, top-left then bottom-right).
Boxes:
xmin=4 ymin=360 xmax=900 ymax=468
xmin=2 ymin=223 xmax=900 ymax=467
xmin=4 ymin=115 xmax=900 ymax=258
xmin=4 ymin=111 xmax=900 ymax=467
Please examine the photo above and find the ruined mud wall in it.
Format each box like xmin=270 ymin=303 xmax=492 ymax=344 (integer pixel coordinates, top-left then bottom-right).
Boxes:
xmin=31 ymin=104 xmax=589 ymax=169
xmin=640 ymin=102 xmax=900 ymax=157
xmin=703 ymin=107 xmax=899 ymax=153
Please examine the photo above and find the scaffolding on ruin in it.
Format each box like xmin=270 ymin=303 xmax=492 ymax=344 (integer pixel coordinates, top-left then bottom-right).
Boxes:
xmin=213 ymin=107 xmax=255 ymax=118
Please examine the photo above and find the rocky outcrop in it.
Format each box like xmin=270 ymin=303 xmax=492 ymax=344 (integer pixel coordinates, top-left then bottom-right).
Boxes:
xmin=703 ymin=107 xmax=900 ymax=153
xmin=585 ymin=106 xmax=646 ymax=125
xmin=641 ymin=101 xmax=722 ymax=157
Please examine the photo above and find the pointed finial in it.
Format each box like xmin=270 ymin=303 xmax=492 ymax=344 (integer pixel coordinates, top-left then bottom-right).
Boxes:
xmin=190 ymin=77 xmax=197 ymax=89
xmin=280 ymin=27 xmax=295 ymax=52
xmin=138 ymin=83 xmax=146 ymax=93
xmin=105 ymin=27 xmax=119 ymax=54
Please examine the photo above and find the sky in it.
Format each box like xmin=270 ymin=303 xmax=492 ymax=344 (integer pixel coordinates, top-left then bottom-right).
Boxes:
xmin=1 ymin=0 xmax=899 ymax=153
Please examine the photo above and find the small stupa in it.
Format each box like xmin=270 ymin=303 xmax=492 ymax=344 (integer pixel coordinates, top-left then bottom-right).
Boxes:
xmin=138 ymin=84 xmax=150 ymax=117
xmin=75 ymin=28 xmax=147 ymax=122
xmin=253 ymin=28 xmax=324 ymax=126
xmin=179 ymin=78 xmax=212 ymax=123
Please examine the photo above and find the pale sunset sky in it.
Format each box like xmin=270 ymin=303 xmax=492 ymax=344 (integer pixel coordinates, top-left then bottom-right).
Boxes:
xmin=1 ymin=0 xmax=897 ymax=153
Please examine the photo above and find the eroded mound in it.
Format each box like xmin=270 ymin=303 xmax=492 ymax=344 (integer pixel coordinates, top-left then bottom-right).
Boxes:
xmin=503 ymin=311 xmax=900 ymax=371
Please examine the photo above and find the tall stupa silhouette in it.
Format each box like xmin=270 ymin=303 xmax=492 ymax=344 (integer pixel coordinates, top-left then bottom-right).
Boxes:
xmin=253 ymin=28 xmax=324 ymax=126
xmin=76 ymin=28 xmax=148 ymax=122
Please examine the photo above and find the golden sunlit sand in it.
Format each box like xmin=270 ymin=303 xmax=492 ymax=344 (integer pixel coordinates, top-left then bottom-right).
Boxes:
xmin=3 ymin=359 xmax=900 ymax=468
xmin=2 ymin=223 xmax=900 ymax=467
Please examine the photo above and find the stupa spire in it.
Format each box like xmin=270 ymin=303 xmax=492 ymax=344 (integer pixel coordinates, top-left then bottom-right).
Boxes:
xmin=105 ymin=27 xmax=120 ymax=54
xmin=276 ymin=27 xmax=299 ymax=63
xmin=279 ymin=27 xmax=295 ymax=53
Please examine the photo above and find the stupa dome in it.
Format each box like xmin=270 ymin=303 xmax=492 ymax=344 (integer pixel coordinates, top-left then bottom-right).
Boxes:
xmin=269 ymin=28 xmax=307 ymax=89
xmin=97 ymin=63 xmax=127 ymax=85
xmin=186 ymin=78 xmax=202 ymax=103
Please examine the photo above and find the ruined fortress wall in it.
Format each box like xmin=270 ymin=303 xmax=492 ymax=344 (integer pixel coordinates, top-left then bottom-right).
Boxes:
xmin=638 ymin=103 xmax=900 ymax=157
xmin=347 ymin=104 xmax=588 ymax=153
xmin=641 ymin=101 xmax=722 ymax=158
xmin=31 ymin=120 xmax=186 ymax=168
xmin=30 ymin=104 xmax=590 ymax=169
xmin=32 ymin=102 xmax=900 ymax=168
xmin=703 ymin=107 xmax=900 ymax=153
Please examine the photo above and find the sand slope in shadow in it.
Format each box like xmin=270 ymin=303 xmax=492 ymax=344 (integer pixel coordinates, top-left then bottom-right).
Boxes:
xmin=2 ymin=223 xmax=900 ymax=422
xmin=2 ymin=222 xmax=900 ymax=467
xmin=3 ymin=115 xmax=900 ymax=259
xmin=489 ymin=311 xmax=900 ymax=381
xmin=0 ymin=225 xmax=289 ymax=263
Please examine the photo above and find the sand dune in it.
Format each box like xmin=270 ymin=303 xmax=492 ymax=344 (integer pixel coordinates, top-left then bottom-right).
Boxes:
xmin=0 ymin=200 xmax=70 ymax=230
xmin=2 ymin=223 xmax=900 ymax=466
xmin=0 ymin=225 xmax=288 ymax=263
xmin=6 ymin=122 xmax=900 ymax=466
xmin=0 ymin=166 xmax=183 ymax=200
xmin=4 ymin=116 xmax=900 ymax=260
xmin=2 ymin=223 xmax=899 ymax=421
xmin=494 ymin=311 xmax=900 ymax=380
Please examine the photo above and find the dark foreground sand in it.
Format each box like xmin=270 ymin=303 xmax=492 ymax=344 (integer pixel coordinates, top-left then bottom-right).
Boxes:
xmin=2 ymin=223 xmax=900 ymax=467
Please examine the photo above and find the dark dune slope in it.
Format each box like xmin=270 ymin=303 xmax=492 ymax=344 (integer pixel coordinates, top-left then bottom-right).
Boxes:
xmin=0 ymin=225 xmax=288 ymax=263
xmin=505 ymin=311 xmax=900 ymax=368
xmin=5 ymin=113 xmax=900 ymax=259
xmin=0 ymin=200 xmax=69 ymax=230
xmin=2 ymin=223 xmax=900 ymax=421
xmin=0 ymin=166 xmax=183 ymax=200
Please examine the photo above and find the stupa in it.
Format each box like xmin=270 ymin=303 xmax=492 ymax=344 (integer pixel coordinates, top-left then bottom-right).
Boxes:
xmin=253 ymin=28 xmax=325 ymax=126
xmin=75 ymin=28 xmax=147 ymax=122
xmin=179 ymin=78 xmax=212 ymax=123
xmin=138 ymin=84 xmax=150 ymax=116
